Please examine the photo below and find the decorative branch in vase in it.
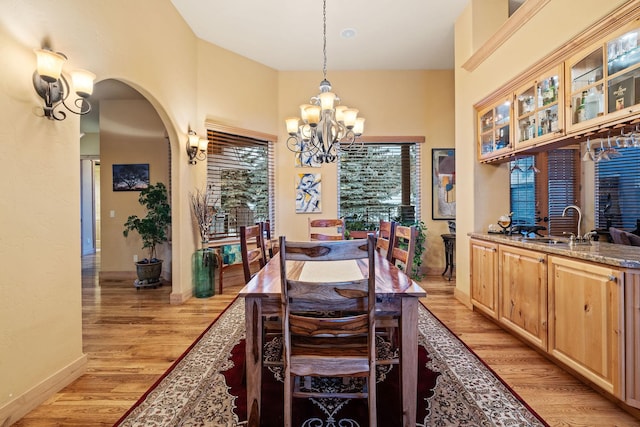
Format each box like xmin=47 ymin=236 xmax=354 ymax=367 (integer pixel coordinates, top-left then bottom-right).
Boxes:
xmin=189 ymin=187 xmax=218 ymax=248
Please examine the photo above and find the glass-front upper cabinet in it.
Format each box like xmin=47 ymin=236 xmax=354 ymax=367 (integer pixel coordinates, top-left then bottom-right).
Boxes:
xmin=567 ymin=23 xmax=640 ymax=132
xmin=515 ymin=65 xmax=563 ymax=148
xmin=477 ymin=95 xmax=512 ymax=160
xmin=607 ymin=28 xmax=640 ymax=113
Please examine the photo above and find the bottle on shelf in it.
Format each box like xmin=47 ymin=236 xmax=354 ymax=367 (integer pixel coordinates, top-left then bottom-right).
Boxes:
xmin=576 ymin=91 xmax=587 ymax=123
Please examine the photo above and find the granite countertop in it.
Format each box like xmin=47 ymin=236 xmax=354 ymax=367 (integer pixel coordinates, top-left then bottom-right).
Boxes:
xmin=469 ymin=232 xmax=640 ymax=269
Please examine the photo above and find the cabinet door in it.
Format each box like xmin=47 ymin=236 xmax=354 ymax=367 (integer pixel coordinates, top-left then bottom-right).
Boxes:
xmin=470 ymin=239 xmax=499 ymax=319
xmin=548 ymin=255 xmax=624 ymax=397
xmin=626 ymin=271 xmax=640 ymax=409
xmin=477 ymin=95 xmax=513 ymax=161
xmin=515 ymin=65 xmax=564 ymax=149
xmin=566 ymin=22 xmax=640 ymax=133
xmin=499 ymin=245 xmax=548 ymax=351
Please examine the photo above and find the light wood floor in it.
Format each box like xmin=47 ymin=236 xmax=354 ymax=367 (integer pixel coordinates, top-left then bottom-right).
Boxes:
xmin=12 ymin=254 xmax=640 ymax=426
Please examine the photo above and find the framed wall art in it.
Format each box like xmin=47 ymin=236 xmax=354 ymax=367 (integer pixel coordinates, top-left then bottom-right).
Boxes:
xmin=295 ymin=172 xmax=321 ymax=213
xmin=112 ymin=163 xmax=150 ymax=191
xmin=432 ymin=148 xmax=456 ymax=220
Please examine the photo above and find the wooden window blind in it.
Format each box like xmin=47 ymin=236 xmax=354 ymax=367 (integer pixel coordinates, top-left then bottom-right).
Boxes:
xmin=206 ymin=130 xmax=274 ymax=239
xmin=546 ymin=149 xmax=580 ymax=236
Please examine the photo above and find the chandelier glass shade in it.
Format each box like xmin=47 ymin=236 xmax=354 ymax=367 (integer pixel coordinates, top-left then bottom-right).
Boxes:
xmin=285 ymin=0 xmax=364 ymax=164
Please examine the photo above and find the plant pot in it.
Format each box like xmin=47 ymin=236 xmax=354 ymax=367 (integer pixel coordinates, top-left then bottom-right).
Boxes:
xmin=349 ymin=230 xmax=375 ymax=239
xmin=135 ymin=260 xmax=163 ymax=286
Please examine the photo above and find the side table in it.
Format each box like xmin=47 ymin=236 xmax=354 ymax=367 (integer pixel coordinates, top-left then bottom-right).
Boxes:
xmin=441 ymin=233 xmax=456 ymax=281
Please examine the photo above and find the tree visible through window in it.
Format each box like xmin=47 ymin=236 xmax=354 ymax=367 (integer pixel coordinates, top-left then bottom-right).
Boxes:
xmin=338 ymin=142 xmax=420 ymax=230
xmin=207 ymin=130 xmax=273 ymax=238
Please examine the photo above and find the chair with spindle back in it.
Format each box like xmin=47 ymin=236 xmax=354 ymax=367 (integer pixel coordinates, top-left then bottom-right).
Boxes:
xmin=308 ymin=218 xmax=345 ymax=241
xmin=279 ymin=235 xmax=377 ymax=427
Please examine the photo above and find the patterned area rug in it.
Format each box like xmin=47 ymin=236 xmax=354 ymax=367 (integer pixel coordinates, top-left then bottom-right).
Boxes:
xmin=114 ymin=299 xmax=548 ymax=426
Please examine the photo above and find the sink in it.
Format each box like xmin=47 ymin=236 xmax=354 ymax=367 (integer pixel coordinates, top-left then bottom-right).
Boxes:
xmin=522 ymin=237 xmax=569 ymax=245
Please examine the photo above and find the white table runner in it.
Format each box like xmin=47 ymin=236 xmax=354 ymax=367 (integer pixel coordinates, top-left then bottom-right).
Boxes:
xmin=298 ymin=259 xmax=364 ymax=282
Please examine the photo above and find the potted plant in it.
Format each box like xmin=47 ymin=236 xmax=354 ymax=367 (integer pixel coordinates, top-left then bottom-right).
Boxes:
xmin=344 ymin=214 xmax=377 ymax=239
xmin=123 ymin=182 xmax=171 ymax=286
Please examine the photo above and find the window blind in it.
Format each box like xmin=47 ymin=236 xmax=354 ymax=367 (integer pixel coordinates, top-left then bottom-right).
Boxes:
xmin=547 ymin=149 xmax=580 ymax=236
xmin=206 ymin=130 xmax=274 ymax=239
xmin=595 ymin=146 xmax=640 ymax=230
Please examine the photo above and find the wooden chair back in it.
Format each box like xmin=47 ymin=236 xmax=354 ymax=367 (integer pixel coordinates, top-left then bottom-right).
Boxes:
xmin=376 ymin=220 xmax=396 ymax=262
xmin=239 ymin=224 xmax=267 ymax=283
xmin=279 ymin=235 xmax=377 ymax=426
xmin=308 ymin=218 xmax=345 ymax=241
xmin=260 ymin=220 xmax=276 ymax=259
xmin=389 ymin=224 xmax=418 ymax=275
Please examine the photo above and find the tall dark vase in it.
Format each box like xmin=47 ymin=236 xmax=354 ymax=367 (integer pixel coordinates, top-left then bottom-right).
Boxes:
xmin=192 ymin=248 xmax=215 ymax=298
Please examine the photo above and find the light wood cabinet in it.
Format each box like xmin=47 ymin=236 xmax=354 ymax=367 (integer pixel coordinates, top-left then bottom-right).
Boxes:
xmin=548 ymin=255 xmax=624 ymax=398
xmin=498 ymin=245 xmax=548 ymax=351
xmin=625 ymin=271 xmax=640 ymax=408
xmin=477 ymin=95 xmax=513 ymax=161
xmin=566 ymin=22 xmax=640 ymax=133
xmin=470 ymin=239 xmax=499 ymax=319
xmin=514 ymin=65 xmax=565 ymax=149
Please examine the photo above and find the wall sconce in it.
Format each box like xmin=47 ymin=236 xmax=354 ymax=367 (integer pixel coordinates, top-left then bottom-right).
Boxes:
xmin=32 ymin=48 xmax=96 ymax=121
xmin=186 ymin=130 xmax=208 ymax=164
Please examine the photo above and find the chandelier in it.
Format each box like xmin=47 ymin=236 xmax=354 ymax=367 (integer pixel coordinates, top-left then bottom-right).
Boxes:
xmin=285 ymin=0 xmax=365 ymax=164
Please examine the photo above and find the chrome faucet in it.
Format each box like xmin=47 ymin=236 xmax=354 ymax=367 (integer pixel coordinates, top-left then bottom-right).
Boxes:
xmin=562 ymin=204 xmax=583 ymax=240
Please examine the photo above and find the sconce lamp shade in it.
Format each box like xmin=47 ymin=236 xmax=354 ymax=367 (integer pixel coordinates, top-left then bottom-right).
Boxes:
xmin=198 ymin=137 xmax=209 ymax=152
xmin=188 ymin=130 xmax=200 ymax=149
xmin=71 ymin=69 xmax=96 ymax=98
xmin=34 ymin=49 xmax=66 ymax=83
xmin=186 ymin=130 xmax=207 ymax=164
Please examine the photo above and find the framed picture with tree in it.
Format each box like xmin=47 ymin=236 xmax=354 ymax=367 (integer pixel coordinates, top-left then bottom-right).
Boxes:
xmin=112 ymin=164 xmax=150 ymax=191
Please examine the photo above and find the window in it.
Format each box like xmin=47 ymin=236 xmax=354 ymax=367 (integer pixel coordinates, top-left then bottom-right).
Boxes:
xmin=206 ymin=129 xmax=275 ymax=239
xmin=595 ymin=146 xmax=640 ymax=231
xmin=338 ymin=141 xmax=421 ymax=228
xmin=509 ymin=149 xmax=579 ymax=236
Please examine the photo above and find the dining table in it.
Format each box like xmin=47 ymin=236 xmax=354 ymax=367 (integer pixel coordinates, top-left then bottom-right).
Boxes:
xmin=239 ymin=249 xmax=426 ymax=427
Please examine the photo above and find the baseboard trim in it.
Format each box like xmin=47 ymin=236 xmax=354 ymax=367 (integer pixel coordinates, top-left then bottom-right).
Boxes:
xmin=454 ymin=288 xmax=472 ymax=309
xmin=170 ymin=288 xmax=192 ymax=304
xmin=0 ymin=354 xmax=87 ymax=425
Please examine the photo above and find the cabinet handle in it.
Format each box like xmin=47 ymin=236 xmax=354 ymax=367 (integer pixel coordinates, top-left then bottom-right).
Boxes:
xmin=538 ymin=257 xmax=545 ymax=263
xmin=608 ymin=275 xmax=617 ymax=282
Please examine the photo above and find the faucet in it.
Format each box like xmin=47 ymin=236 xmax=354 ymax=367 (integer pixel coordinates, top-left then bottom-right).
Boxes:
xmin=562 ymin=204 xmax=583 ymax=240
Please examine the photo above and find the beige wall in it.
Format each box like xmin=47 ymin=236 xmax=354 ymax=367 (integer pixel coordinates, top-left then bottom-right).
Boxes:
xmin=454 ymin=0 xmax=629 ymax=301
xmin=99 ymin=100 xmax=170 ymax=275
xmin=0 ymin=0 xmax=200 ymax=421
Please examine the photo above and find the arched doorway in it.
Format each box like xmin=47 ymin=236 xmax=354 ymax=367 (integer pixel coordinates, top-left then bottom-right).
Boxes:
xmin=80 ymin=79 xmax=173 ymax=289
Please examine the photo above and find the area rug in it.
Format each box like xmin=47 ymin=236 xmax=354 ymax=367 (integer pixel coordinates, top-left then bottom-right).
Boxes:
xmin=114 ymin=298 xmax=548 ymax=426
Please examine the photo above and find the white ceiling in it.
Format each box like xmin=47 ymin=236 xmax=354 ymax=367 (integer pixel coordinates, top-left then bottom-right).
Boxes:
xmin=170 ymin=0 xmax=471 ymax=71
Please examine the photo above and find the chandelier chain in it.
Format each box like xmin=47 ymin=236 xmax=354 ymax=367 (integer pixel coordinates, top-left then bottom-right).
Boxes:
xmin=322 ymin=0 xmax=327 ymax=81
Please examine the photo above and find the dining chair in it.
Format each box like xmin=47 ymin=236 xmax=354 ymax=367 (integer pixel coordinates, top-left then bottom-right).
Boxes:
xmin=389 ymin=224 xmax=418 ymax=276
xmin=376 ymin=219 xmax=396 ymax=262
xmin=260 ymin=220 xmax=277 ymax=260
xmin=308 ymin=218 xmax=346 ymax=241
xmin=239 ymin=224 xmax=268 ymax=284
xmin=279 ymin=235 xmax=377 ymax=427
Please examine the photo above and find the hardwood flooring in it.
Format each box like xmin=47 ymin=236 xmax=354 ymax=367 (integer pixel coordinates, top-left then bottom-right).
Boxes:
xmin=12 ymin=254 xmax=640 ymax=426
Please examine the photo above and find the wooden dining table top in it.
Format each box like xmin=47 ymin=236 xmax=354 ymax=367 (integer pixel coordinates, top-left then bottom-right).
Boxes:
xmin=239 ymin=250 xmax=426 ymax=298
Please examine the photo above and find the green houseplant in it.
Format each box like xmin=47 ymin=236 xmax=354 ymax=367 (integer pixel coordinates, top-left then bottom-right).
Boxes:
xmin=123 ymin=182 xmax=171 ymax=285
